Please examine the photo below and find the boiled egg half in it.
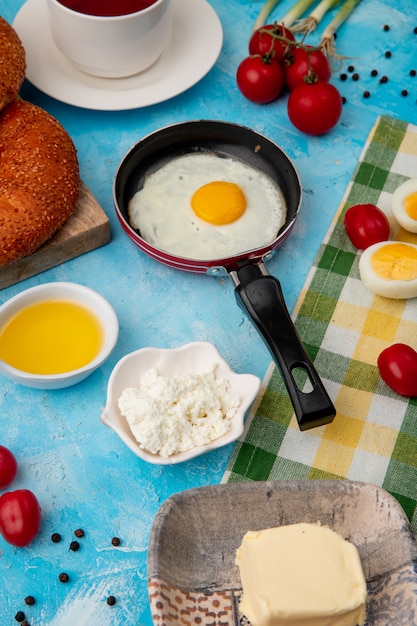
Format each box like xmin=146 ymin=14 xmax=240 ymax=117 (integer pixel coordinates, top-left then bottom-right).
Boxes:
xmin=128 ymin=152 xmax=287 ymax=260
xmin=359 ymin=240 xmax=417 ymax=299
xmin=392 ymin=178 xmax=417 ymax=233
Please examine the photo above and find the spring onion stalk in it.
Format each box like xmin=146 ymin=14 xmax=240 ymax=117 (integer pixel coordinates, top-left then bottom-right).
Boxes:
xmin=291 ymin=0 xmax=343 ymax=35
xmin=320 ymin=0 xmax=364 ymax=57
xmin=253 ymin=0 xmax=282 ymax=31
xmin=279 ymin=0 xmax=318 ymax=28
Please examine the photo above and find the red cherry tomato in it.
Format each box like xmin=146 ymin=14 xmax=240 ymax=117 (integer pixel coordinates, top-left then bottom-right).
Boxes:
xmin=0 ymin=489 xmax=41 ymax=547
xmin=236 ymin=55 xmax=284 ymax=103
xmin=0 ymin=446 xmax=18 ymax=490
xmin=377 ymin=344 xmax=417 ymax=397
xmin=287 ymin=81 xmax=343 ymax=135
xmin=249 ymin=23 xmax=295 ymax=64
xmin=344 ymin=204 xmax=390 ymax=249
xmin=284 ymin=46 xmax=331 ymax=91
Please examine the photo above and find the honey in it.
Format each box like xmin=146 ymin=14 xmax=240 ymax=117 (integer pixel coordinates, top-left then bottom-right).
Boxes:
xmin=0 ymin=299 xmax=104 ymax=375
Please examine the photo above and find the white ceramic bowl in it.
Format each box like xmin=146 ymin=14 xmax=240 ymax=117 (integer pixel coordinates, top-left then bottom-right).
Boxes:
xmin=0 ymin=282 xmax=119 ymax=389
xmin=101 ymin=342 xmax=261 ymax=465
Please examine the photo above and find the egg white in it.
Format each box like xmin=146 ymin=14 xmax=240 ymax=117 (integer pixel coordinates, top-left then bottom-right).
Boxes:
xmin=392 ymin=178 xmax=417 ymax=233
xmin=128 ymin=152 xmax=287 ymax=260
xmin=359 ymin=241 xmax=417 ymax=299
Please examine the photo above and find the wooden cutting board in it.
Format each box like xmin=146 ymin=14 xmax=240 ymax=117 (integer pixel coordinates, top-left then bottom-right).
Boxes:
xmin=0 ymin=181 xmax=111 ymax=290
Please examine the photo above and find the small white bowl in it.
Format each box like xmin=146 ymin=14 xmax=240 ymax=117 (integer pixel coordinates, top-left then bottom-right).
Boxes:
xmin=0 ymin=282 xmax=119 ymax=389
xmin=101 ymin=342 xmax=261 ymax=465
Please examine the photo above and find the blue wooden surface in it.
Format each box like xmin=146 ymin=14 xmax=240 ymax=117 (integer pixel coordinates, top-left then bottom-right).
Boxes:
xmin=0 ymin=0 xmax=416 ymax=623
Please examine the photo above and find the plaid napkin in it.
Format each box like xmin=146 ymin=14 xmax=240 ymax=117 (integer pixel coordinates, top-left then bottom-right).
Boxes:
xmin=223 ymin=115 xmax=417 ymax=534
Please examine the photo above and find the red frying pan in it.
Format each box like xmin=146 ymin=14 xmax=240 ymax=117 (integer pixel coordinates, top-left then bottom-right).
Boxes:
xmin=113 ymin=120 xmax=335 ymax=430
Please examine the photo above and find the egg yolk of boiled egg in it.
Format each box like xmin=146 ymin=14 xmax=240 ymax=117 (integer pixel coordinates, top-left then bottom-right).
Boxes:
xmin=359 ymin=241 xmax=417 ymax=299
xmin=191 ymin=181 xmax=246 ymax=225
xmin=392 ymin=178 xmax=417 ymax=233
xmin=404 ymin=193 xmax=417 ymax=220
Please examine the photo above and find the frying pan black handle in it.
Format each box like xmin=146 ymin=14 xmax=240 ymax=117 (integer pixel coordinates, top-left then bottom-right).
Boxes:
xmin=232 ymin=262 xmax=336 ymax=431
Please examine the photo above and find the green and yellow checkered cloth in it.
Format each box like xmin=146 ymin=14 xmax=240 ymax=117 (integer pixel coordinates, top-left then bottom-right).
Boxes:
xmin=223 ymin=115 xmax=417 ymax=534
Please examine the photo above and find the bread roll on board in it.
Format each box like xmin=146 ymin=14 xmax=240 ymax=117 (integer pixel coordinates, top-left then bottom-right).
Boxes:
xmin=0 ymin=99 xmax=80 ymax=266
xmin=0 ymin=16 xmax=25 ymax=111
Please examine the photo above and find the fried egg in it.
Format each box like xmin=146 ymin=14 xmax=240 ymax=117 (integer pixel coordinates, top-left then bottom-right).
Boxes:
xmin=392 ymin=178 xmax=417 ymax=233
xmin=359 ymin=241 xmax=417 ymax=299
xmin=128 ymin=152 xmax=287 ymax=260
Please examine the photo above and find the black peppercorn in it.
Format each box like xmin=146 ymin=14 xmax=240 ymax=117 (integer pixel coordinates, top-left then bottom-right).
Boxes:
xmin=340 ymin=73 xmax=347 ymax=81
xmin=401 ymin=89 xmax=408 ymax=96
xmin=379 ymin=75 xmax=388 ymax=84
xmin=74 ymin=528 xmax=85 ymax=538
xmin=342 ymin=96 xmax=347 ymax=104
xmin=363 ymin=91 xmax=370 ymax=98
xmin=111 ymin=537 xmax=121 ymax=546
xmin=51 ymin=533 xmax=61 ymax=543
xmin=414 ymin=26 xmax=417 ymax=34
xmin=15 ymin=612 xmax=25 ymax=623
xmin=107 ymin=595 xmax=116 ymax=606
xmin=24 ymin=596 xmax=35 ymax=606
xmin=410 ymin=70 xmax=416 ymax=77
xmin=21 ymin=621 xmax=29 ymax=626
xmin=70 ymin=540 xmax=80 ymax=551
xmin=385 ymin=50 xmax=392 ymax=58
xmin=347 ymin=65 xmax=355 ymax=72
xmin=352 ymin=73 xmax=359 ymax=81
xmin=59 ymin=572 xmax=69 ymax=583
xmin=371 ymin=69 xmax=378 ymax=77
xmin=383 ymin=24 xmax=390 ymax=31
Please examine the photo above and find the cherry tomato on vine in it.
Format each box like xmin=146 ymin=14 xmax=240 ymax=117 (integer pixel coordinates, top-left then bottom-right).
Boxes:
xmin=0 ymin=489 xmax=41 ymax=547
xmin=249 ymin=23 xmax=295 ymax=64
xmin=237 ymin=55 xmax=284 ymax=103
xmin=287 ymin=81 xmax=343 ymax=135
xmin=284 ymin=46 xmax=331 ymax=91
xmin=0 ymin=446 xmax=18 ymax=490
xmin=344 ymin=204 xmax=390 ymax=249
xmin=377 ymin=343 xmax=417 ymax=397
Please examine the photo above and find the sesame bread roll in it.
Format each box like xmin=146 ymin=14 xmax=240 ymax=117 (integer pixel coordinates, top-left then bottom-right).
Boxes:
xmin=0 ymin=99 xmax=80 ymax=266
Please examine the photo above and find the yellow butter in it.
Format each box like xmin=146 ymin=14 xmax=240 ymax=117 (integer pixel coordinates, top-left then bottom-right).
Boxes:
xmin=235 ymin=522 xmax=367 ymax=626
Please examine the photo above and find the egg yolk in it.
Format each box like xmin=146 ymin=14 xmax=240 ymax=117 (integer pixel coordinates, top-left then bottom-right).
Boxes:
xmin=404 ymin=191 xmax=417 ymax=220
xmin=371 ymin=243 xmax=417 ymax=281
xmin=191 ymin=181 xmax=247 ymax=225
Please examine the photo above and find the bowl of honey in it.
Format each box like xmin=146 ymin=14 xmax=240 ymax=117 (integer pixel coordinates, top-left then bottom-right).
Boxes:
xmin=0 ymin=282 xmax=119 ymax=389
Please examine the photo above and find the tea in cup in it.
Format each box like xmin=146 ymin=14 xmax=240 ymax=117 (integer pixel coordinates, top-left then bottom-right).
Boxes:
xmin=46 ymin=0 xmax=172 ymax=78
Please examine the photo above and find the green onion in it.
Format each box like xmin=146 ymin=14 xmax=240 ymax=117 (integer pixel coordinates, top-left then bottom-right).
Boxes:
xmin=320 ymin=0 xmax=364 ymax=57
xmin=253 ymin=0 xmax=318 ymax=32
xmin=280 ymin=0 xmax=318 ymax=28
xmin=253 ymin=0 xmax=282 ymax=31
xmin=292 ymin=0 xmax=343 ymax=35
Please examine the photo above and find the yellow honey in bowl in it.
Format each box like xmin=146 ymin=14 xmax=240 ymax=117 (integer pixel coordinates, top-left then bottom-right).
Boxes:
xmin=0 ymin=299 xmax=104 ymax=375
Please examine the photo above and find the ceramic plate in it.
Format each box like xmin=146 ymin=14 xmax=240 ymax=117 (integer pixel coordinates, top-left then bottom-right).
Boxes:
xmin=148 ymin=480 xmax=417 ymax=624
xmin=13 ymin=0 xmax=223 ymax=110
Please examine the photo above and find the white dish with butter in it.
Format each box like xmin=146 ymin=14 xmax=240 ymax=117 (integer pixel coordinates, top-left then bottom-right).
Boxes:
xmin=101 ymin=342 xmax=261 ymax=465
xmin=148 ymin=480 xmax=417 ymax=625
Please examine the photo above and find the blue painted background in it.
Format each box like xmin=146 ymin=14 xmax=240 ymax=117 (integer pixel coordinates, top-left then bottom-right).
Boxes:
xmin=0 ymin=0 xmax=416 ymax=623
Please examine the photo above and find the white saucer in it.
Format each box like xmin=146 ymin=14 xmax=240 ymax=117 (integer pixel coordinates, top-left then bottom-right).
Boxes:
xmin=13 ymin=0 xmax=223 ymax=110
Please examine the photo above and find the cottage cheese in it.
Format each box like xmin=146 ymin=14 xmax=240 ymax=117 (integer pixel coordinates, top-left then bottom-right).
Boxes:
xmin=118 ymin=363 xmax=240 ymax=457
